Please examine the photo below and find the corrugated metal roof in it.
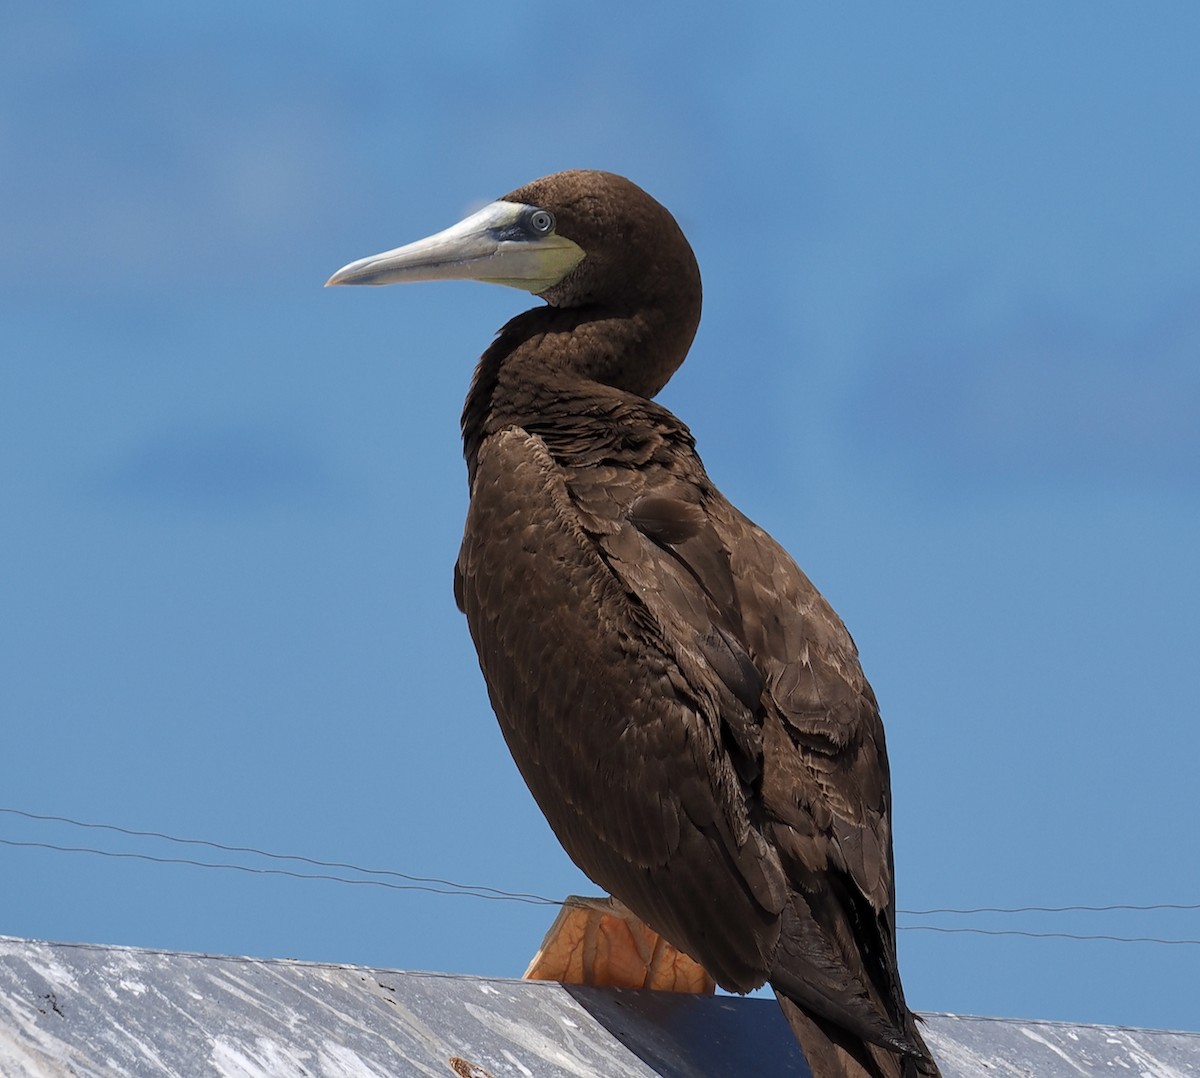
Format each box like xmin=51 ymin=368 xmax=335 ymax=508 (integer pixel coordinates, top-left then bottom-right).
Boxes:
xmin=1 ymin=936 xmax=1196 ymax=1076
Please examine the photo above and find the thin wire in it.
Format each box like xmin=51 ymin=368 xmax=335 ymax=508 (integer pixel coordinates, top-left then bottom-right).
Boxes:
xmin=4 ymin=805 xmax=1198 ymax=931
xmin=899 ymin=925 xmax=1200 ymax=946
xmin=0 ymin=837 xmax=562 ymax=907
xmin=0 ymin=805 xmax=547 ymax=903
xmin=8 ymin=832 xmax=1197 ymax=946
xmin=903 ymin=902 xmax=1200 ymax=915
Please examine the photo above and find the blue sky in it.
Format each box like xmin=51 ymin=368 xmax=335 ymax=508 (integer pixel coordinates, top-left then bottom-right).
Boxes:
xmin=3 ymin=2 xmax=1198 ymax=1034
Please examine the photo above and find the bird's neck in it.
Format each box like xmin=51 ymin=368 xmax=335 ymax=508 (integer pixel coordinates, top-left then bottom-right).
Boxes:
xmin=461 ymin=300 xmax=700 ymax=483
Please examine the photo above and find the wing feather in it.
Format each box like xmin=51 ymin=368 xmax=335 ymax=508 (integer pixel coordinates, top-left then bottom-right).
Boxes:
xmin=458 ymin=417 xmax=917 ymax=1051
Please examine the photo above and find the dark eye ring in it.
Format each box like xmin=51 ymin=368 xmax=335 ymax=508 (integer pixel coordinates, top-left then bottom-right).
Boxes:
xmin=529 ymin=209 xmax=555 ymax=234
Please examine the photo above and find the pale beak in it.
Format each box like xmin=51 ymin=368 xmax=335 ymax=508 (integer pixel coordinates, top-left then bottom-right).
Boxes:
xmin=325 ymin=200 xmax=584 ymax=295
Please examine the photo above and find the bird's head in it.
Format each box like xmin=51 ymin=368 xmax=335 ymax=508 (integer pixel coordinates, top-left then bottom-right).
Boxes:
xmin=325 ymin=169 xmax=700 ymax=318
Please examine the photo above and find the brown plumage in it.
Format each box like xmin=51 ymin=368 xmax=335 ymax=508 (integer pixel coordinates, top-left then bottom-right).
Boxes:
xmin=328 ymin=170 xmax=941 ymax=1078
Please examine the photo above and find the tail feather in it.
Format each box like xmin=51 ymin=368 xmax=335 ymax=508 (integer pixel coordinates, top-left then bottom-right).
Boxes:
xmin=776 ymin=996 xmax=939 ymax=1078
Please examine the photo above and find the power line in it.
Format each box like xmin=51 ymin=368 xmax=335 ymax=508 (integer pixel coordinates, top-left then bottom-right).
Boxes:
xmin=8 ymin=835 xmax=1198 ymax=946
xmin=899 ymin=925 xmax=1200 ymax=946
xmin=904 ymin=902 xmax=1200 ymax=915
xmin=3 ymin=805 xmax=1197 ymax=940
xmin=0 ymin=806 xmax=547 ymax=903
xmin=0 ymin=837 xmax=561 ymax=907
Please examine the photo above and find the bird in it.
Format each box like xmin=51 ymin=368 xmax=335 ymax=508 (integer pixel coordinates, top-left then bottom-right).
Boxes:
xmin=327 ymin=170 xmax=941 ymax=1078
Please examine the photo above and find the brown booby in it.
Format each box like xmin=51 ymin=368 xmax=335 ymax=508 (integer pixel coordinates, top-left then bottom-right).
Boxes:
xmin=327 ymin=170 xmax=940 ymax=1078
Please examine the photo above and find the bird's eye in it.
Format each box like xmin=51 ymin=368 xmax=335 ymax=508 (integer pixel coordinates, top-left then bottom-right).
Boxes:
xmin=529 ymin=209 xmax=555 ymax=234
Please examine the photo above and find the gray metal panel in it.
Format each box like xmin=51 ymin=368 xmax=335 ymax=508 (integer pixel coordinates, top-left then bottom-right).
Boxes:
xmin=1 ymin=936 xmax=1197 ymax=1076
xmin=920 ymin=1012 xmax=1200 ymax=1077
xmin=0 ymin=937 xmax=801 ymax=1078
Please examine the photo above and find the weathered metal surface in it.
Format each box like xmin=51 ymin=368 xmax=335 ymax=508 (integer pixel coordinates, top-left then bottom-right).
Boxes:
xmin=0 ymin=936 xmax=803 ymax=1078
xmin=0 ymin=936 xmax=1196 ymax=1076
xmin=921 ymin=1011 xmax=1200 ymax=1077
